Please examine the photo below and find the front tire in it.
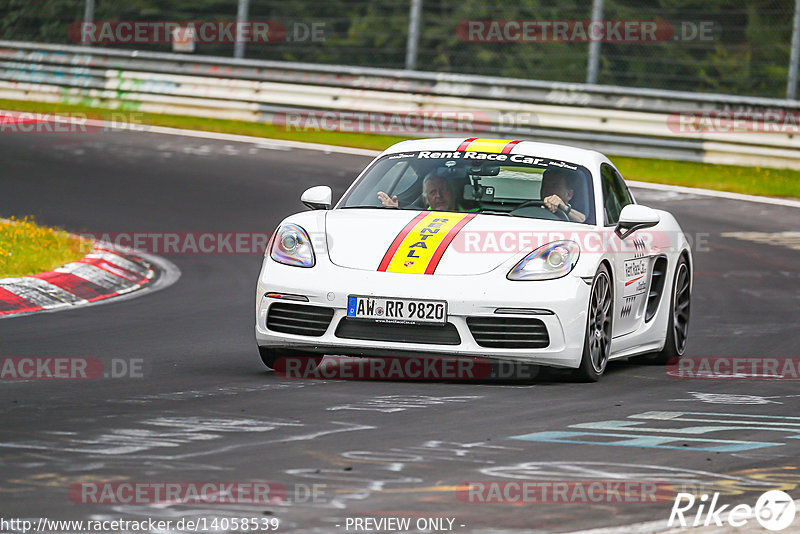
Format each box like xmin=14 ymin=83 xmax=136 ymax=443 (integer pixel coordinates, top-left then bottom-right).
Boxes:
xmin=574 ymin=264 xmax=613 ymax=382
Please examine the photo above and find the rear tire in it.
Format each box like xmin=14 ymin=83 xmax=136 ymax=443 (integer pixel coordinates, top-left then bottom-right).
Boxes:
xmin=636 ymin=257 xmax=690 ymax=365
xmin=574 ymin=264 xmax=613 ymax=382
xmin=258 ymin=346 xmax=322 ymax=372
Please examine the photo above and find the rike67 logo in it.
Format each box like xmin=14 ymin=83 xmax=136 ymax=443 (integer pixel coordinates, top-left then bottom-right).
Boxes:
xmin=669 ymin=490 xmax=796 ymax=531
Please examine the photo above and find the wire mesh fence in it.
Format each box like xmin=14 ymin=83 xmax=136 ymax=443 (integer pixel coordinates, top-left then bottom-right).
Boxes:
xmin=1 ymin=0 xmax=798 ymax=99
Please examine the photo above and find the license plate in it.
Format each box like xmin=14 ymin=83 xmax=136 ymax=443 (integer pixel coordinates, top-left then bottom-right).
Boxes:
xmin=347 ymin=295 xmax=447 ymax=325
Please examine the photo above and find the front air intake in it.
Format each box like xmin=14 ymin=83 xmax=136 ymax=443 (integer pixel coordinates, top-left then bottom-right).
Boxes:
xmin=467 ymin=316 xmax=549 ymax=348
xmin=335 ymin=318 xmax=461 ymax=345
xmin=266 ymin=303 xmax=334 ymax=337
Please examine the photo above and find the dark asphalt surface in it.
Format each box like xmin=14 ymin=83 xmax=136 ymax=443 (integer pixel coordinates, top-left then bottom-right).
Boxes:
xmin=1 ymin=128 xmax=799 ymax=533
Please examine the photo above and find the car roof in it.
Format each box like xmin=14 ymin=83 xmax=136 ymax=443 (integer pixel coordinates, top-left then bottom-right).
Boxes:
xmin=379 ymin=137 xmax=610 ymax=170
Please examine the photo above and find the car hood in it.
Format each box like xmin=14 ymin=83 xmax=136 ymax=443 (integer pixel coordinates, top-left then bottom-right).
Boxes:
xmin=325 ymin=209 xmax=587 ymax=275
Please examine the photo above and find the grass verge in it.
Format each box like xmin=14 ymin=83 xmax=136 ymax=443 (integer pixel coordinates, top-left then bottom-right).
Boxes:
xmin=0 ymin=216 xmax=90 ymax=279
xmin=611 ymin=156 xmax=800 ymax=198
xmin=2 ymin=98 xmax=799 ymax=198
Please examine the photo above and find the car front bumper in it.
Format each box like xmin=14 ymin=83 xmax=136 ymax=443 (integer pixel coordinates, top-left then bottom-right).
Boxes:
xmin=255 ymin=257 xmax=591 ymax=369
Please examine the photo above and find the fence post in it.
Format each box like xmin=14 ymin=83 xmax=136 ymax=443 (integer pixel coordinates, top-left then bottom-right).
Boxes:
xmin=586 ymin=0 xmax=605 ymax=84
xmin=787 ymin=0 xmax=800 ymax=99
xmin=405 ymin=0 xmax=423 ymax=70
xmin=234 ymin=0 xmax=250 ymax=59
xmin=83 ymin=0 xmax=95 ymax=46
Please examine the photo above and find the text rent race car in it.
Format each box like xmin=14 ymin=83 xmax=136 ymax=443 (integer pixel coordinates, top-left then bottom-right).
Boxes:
xmin=255 ymin=138 xmax=692 ymax=381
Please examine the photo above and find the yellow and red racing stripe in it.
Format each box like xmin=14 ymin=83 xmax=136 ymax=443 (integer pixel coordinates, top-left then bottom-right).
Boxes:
xmin=457 ymin=138 xmax=522 ymax=154
xmin=378 ymin=212 xmax=476 ymax=274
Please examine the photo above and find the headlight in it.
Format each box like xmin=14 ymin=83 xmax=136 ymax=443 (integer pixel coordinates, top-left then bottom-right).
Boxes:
xmin=507 ymin=240 xmax=580 ymax=281
xmin=270 ymin=223 xmax=315 ymax=267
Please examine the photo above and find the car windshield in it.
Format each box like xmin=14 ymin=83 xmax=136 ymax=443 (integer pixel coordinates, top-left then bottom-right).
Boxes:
xmin=338 ymin=150 xmax=596 ymax=224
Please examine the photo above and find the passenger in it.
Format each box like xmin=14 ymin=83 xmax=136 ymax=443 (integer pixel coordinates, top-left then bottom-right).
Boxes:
xmin=378 ymin=171 xmax=468 ymax=212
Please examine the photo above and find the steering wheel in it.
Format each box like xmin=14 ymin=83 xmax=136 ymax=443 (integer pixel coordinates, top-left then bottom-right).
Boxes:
xmin=511 ymin=200 xmax=570 ymax=221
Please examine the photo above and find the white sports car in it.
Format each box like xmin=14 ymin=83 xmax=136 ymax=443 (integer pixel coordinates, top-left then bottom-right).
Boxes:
xmin=255 ymin=138 xmax=692 ymax=381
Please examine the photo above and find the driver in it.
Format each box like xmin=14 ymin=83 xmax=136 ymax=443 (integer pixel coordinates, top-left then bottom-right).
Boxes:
xmin=378 ymin=171 xmax=467 ymax=212
xmin=540 ymin=167 xmax=587 ymax=223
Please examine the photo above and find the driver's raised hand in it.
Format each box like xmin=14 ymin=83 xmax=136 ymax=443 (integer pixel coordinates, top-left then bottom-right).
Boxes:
xmin=377 ymin=191 xmax=399 ymax=208
xmin=542 ymin=194 xmax=566 ymax=213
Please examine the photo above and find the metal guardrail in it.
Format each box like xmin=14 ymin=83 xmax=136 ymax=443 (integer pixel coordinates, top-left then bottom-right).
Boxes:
xmin=1 ymin=40 xmax=800 ymax=169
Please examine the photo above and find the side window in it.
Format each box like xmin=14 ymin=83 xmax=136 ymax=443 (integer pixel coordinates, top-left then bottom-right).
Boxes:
xmin=601 ymin=163 xmax=633 ymax=225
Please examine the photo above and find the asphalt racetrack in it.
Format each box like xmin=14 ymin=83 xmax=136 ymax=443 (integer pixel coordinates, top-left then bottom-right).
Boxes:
xmin=1 ymin=127 xmax=799 ymax=533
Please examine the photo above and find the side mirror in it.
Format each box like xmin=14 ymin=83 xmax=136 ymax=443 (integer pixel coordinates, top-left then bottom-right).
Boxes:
xmin=301 ymin=186 xmax=332 ymax=210
xmin=615 ymin=204 xmax=660 ymax=240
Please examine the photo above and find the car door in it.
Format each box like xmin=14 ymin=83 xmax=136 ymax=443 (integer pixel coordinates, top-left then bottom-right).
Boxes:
xmin=600 ymin=163 xmax=651 ymax=337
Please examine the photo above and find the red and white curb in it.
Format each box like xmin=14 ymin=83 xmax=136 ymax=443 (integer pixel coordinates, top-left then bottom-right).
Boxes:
xmin=0 ymin=240 xmax=180 ymax=318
